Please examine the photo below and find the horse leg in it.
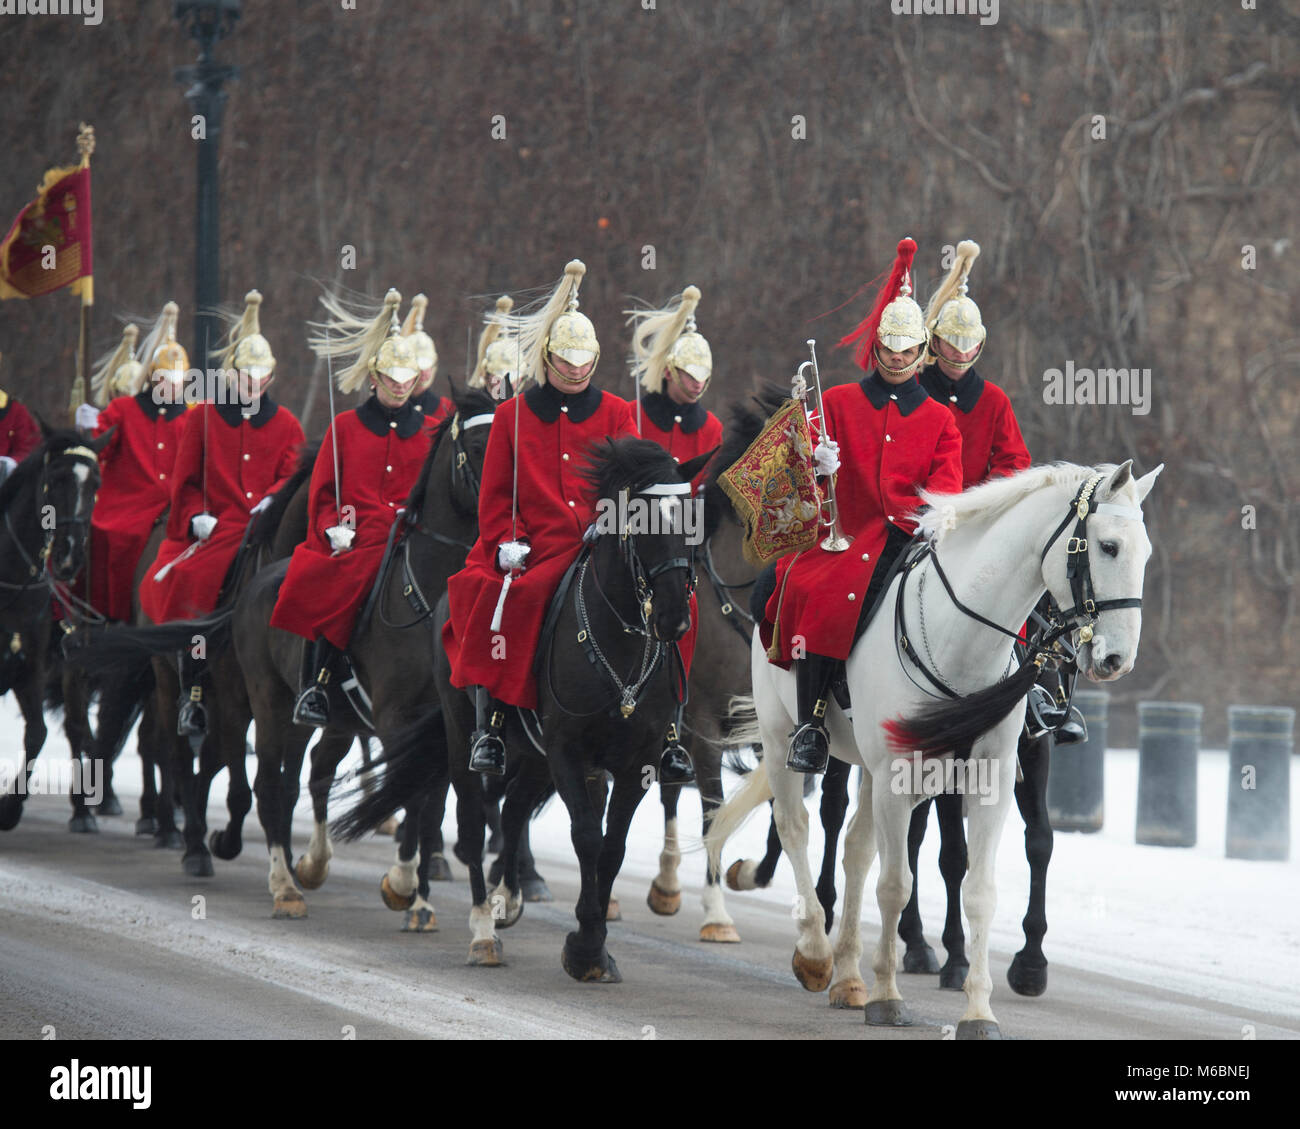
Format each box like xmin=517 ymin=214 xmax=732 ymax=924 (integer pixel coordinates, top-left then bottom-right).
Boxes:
xmin=61 ymin=665 xmax=99 ymax=833
xmin=723 ymin=800 xmax=782 ymax=893
xmin=829 ymin=769 xmax=875 ymax=1009
xmin=1007 ymin=732 xmax=1053 ymax=997
xmin=421 ymin=772 xmax=453 ymax=883
xmin=956 ymin=741 xmax=1018 ymax=1040
xmin=0 ymin=668 xmax=48 ymax=831
xmin=647 ymin=781 xmax=683 ymax=916
xmin=398 ymin=787 xmax=442 ymax=933
xmin=293 ymin=728 xmax=351 ymax=890
xmin=696 ymin=743 xmax=739 ymax=943
xmin=517 ymin=819 xmax=552 ymax=902
xmin=148 ymin=659 xmax=184 ymax=850
xmin=585 ymin=772 xmax=622 ymax=921
xmin=252 ymin=685 xmax=310 ymax=918
xmin=936 ymin=791 xmax=970 ymax=989
xmin=490 ymin=760 xmax=548 ymax=932
xmin=555 ymin=756 xmax=616 ymax=982
xmin=865 ymin=784 xmax=914 ymax=1026
xmin=814 ymin=757 xmax=851 ymax=934
xmin=135 ymin=693 xmax=161 ymax=835
xmin=898 ymin=798 xmax=939 ymax=973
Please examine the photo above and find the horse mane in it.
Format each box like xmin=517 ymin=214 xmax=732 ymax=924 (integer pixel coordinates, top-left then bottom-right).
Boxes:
xmin=402 ymin=386 xmax=498 ymax=514
xmin=582 ymin=436 xmax=685 ymax=504
xmin=0 ymin=429 xmax=86 ymax=514
xmin=918 ymin=461 xmax=1109 ymax=534
xmin=702 ymin=383 xmax=791 ymax=540
xmin=246 ymin=441 xmax=321 ymax=550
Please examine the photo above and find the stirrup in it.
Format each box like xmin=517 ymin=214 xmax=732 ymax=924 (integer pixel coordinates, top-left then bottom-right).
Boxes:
xmin=786 ymin=722 xmax=830 ymax=774
xmin=658 ymin=725 xmax=695 ymax=786
xmin=177 ymin=686 xmax=206 ymax=737
xmin=293 ymin=684 xmax=330 ymax=728
xmin=1053 ymin=707 xmax=1088 ymax=746
xmin=469 ymin=730 xmax=506 ymax=776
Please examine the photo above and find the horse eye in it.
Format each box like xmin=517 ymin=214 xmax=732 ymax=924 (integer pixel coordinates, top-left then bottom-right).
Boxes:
xmin=1100 ymin=540 xmax=1119 ymax=558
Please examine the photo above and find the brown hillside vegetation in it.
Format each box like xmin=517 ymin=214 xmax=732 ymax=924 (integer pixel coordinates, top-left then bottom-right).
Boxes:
xmin=2 ymin=0 xmax=1297 ymax=742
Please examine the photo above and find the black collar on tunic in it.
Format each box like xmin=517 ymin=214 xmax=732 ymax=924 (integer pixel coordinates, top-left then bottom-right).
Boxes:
xmin=214 ymin=394 xmax=280 ymax=430
xmin=920 ymin=365 xmax=985 ymax=414
xmin=524 ymin=379 xmax=603 ymax=424
xmin=411 ymin=388 xmax=445 ymax=417
xmin=640 ymin=390 xmax=707 ymax=434
xmin=134 ymin=390 xmax=186 ymax=422
xmin=357 ymin=394 xmax=423 ymax=439
xmin=859 ymin=371 xmax=929 ymax=417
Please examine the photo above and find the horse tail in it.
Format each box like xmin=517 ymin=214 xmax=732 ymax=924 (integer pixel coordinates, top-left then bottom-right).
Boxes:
xmin=66 ymin=609 xmax=236 ymax=682
xmin=721 ymin=692 xmax=761 ymax=747
xmin=706 ymin=753 xmax=773 ymax=877
xmin=331 ymin=704 xmax=446 ymax=843
xmin=883 ymin=652 xmax=1041 ymax=758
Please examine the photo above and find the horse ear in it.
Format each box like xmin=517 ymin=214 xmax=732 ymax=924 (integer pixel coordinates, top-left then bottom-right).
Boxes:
xmin=1100 ymin=459 xmax=1134 ymax=498
xmin=89 ymin=426 xmax=116 ymax=453
xmin=678 ymin=445 xmax=719 ymax=486
xmin=1135 ymin=462 xmax=1164 ymax=504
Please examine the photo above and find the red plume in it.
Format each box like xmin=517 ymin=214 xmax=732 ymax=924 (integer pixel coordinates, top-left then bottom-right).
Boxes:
xmin=835 ymin=237 xmax=918 ymax=372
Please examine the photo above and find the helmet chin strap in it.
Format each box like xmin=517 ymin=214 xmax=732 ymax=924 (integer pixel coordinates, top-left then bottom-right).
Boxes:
xmin=873 ymin=344 xmax=924 ymax=381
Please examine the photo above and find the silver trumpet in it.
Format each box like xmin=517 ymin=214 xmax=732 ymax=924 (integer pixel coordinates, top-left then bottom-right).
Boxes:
xmin=796 ymin=339 xmax=853 ymax=552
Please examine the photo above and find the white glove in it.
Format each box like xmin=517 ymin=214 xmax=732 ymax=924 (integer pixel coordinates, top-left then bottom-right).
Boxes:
xmin=497 ymin=540 xmax=530 ymax=572
xmin=326 ymin=525 xmax=355 ymax=553
xmin=0 ymin=456 xmax=16 ymax=476
xmin=250 ymin=495 xmax=273 ymax=515
xmin=191 ymin=513 xmax=217 ymax=541
xmin=813 ymin=438 xmax=841 ymax=476
xmin=75 ymin=403 xmax=100 ymax=431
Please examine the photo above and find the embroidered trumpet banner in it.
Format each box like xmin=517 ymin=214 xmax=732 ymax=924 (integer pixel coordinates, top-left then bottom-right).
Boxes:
xmin=0 ymin=163 xmax=93 ymax=301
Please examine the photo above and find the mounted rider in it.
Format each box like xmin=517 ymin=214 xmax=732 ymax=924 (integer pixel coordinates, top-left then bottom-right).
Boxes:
xmin=271 ymin=288 xmax=435 ymax=727
xmin=444 ymin=260 xmax=698 ymax=785
xmin=141 ymin=289 xmax=304 ymax=735
xmin=760 ymin=236 xmax=964 ymax=773
xmin=0 ymin=351 xmax=42 ymax=486
xmin=627 ymin=284 xmax=723 ymax=495
xmin=81 ymin=313 xmax=188 ymax=622
xmin=403 ymin=293 xmax=454 ymax=433
xmin=469 ymin=295 xmax=519 ymax=401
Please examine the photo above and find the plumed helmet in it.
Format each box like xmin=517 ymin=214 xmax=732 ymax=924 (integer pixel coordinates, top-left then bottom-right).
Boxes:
xmin=147 ymin=302 xmax=190 ymax=376
xmin=402 ymin=293 xmax=438 ymax=374
xmin=370 ymin=332 xmax=420 ymax=386
xmin=924 ymin=240 xmax=986 ymax=366
xmin=628 ymin=285 xmax=712 ymax=394
xmin=836 ymin=237 xmax=930 ymax=370
xmin=92 ymin=323 xmax=146 ymax=405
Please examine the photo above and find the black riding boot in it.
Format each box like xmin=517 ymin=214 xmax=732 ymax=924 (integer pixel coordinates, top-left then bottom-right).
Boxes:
xmin=468 ymin=686 xmax=506 ymax=776
xmin=658 ymin=720 xmax=695 ymax=786
xmin=292 ymin=637 xmax=334 ymax=728
xmin=787 ymin=653 xmax=839 ymax=774
xmin=176 ymin=650 xmax=207 ymax=737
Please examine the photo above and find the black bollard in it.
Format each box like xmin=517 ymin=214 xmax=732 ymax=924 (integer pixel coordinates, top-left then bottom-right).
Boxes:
xmin=1226 ymin=706 xmax=1293 ymax=861
xmin=1046 ymin=690 xmax=1108 ymax=832
xmin=1136 ymin=701 xmax=1201 ymax=847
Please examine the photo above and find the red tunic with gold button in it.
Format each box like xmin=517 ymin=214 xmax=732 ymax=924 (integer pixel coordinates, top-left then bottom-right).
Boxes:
xmin=443 ymin=382 xmax=640 ymax=709
xmin=0 ymin=392 xmax=40 ymax=462
xmin=634 ymin=391 xmax=723 ymax=494
xmin=88 ymin=391 xmax=187 ymax=621
xmin=920 ymin=366 xmax=1030 ymax=488
xmin=761 ymin=372 xmax=963 ymax=665
xmin=270 ymin=396 xmax=433 ymax=649
xmin=413 ymin=388 xmax=454 ymax=434
xmin=141 ymin=396 xmax=303 ymax=623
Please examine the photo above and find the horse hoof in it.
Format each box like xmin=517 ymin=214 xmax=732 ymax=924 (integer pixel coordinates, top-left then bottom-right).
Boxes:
xmin=182 ymin=850 xmax=214 ymax=878
xmin=902 ymin=942 xmax=940 ymax=974
xmin=272 ymin=891 xmax=308 ymax=919
xmin=646 ymin=881 xmax=681 ymax=916
xmin=939 ymin=961 xmax=969 ymax=991
xmin=605 ymin=898 xmax=622 ymax=922
xmin=864 ymin=999 xmax=914 ymax=1027
xmin=375 ymin=815 xmax=400 ymax=837
xmin=427 ymin=853 xmax=454 ymax=882
xmin=956 ymin=1019 xmax=1002 ymax=1040
xmin=135 ymin=816 xmax=158 ymax=837
xmin=380 ymin=874 xmax=416 ymax=911
xmin=561 ymin=945 xmax=622 ymax=984
xmin=467 ymin=938 xmax=504 ymax=967
xmin=724 ymin=859 xmax=747 ymax=891
xmin=1007 ymin=954 xmax=1048 ymax=997
xmin=295 ymin=856 xmax=329 ymax=891
xmin=68 ymin=812 xmax=99 ymax=834
xmin=95 ymin=796 xmax=123 ymax=817
xmin=208 ymin=829 xmax=241 ymax=861
xmin=0 ymin=795 xmax=24 ymax=831
xmin=699 ymin=922 xmax=740 ymax=944
xmin=522 ymin=877 xmax=553 ymax=903
xmin=402 ymin=907 xmax=438 ymax=933
xmin=829 ymin=979 xmax=868 ymax=1010
xmin=154 ymin=829 xmax=184 ymax=850
xmin=791 ymin=948 xmax=833 ymax=992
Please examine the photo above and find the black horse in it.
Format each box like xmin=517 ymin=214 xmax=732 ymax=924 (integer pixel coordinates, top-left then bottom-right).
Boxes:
xmin=0 ymin=427 xmax=111 ymax=833
xmin=337 ymin=438 xmax=712 ymax=982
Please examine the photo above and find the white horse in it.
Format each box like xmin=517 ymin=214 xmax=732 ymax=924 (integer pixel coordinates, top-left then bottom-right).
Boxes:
xmin=709 ymin=460 xmax=1161 ymax=1038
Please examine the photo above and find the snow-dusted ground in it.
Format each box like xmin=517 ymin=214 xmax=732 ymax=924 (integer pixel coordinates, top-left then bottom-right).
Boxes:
xmin=2 ymin=696 xmax=1297 ymax=1022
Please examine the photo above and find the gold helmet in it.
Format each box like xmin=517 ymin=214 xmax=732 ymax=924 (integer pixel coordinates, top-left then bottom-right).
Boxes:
xmin=924 ymin=240 xmax=986 ymax=369
xmin=471 ymin=295 xmax=518 ymax=396
xmin=836 ymin=237 xmax=928 ymax=377
xmin=628 ymin=285 xmax=712 ymax=394
xmin=91 ymin=323 xmax=146 ymax=405
xmin=401 ymin=293 xmax=438 ymax=375
xmin=311 ymin=287 xmax=413 ymax=395
xmin=144 ymin=301 xmax=190 ymax=379
xmin=371 ymin=332 xmax=420 ymax=388
xmin=216 ymin=290 xmax=277 ymax=380
xmin=492 ymin=260 xmax=599 ymax=391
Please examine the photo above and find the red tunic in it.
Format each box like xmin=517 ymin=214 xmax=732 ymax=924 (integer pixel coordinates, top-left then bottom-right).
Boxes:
xmin=920 ymin=367 xmax=1030 ymax=488
xmin=270 ymin=398 xmax=433 ymax=649
xmin=88 ymin=392 xmax=188 ymax=621
xmin=443 ymin=382 xmax=640 ymax=709
xmin=413 ymin=389 xmax=454 ymax=433
xmin=633 ymin=391 xmax=723 ymax=494
xmin=762 ymin=373 xmax=963 ymax=664
xmin=0 ymin=394 xmax=40 ymax=462
xmin=141 ymin=397 xmax=303 ymax=623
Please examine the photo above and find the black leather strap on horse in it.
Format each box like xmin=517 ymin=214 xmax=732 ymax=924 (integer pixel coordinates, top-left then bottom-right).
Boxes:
xmin=353 ymin=516 xmax=405 ymax=641
xmin=534 ymin=543 xmax=589 ymax=683
xmin=702 ymin=535 xmax=755 ymax=646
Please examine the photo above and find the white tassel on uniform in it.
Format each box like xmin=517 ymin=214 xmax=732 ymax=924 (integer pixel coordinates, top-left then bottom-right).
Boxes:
xmin=490 ymin=573 xmax=514 ymax=633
